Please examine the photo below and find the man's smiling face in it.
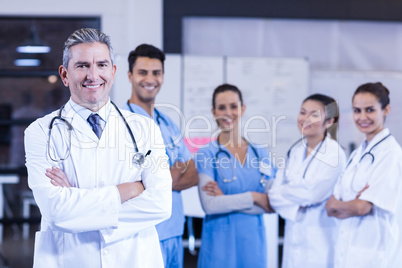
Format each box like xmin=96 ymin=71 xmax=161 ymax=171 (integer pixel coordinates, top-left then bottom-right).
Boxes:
xmin=59 ymin=42 xmax=116 ymax=111
xmin=128 ymin=56 xmax=164 ymax=104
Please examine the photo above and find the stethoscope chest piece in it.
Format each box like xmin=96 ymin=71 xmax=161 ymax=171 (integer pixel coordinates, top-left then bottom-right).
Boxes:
xmin=132 ymin=152 xmax=145 ymax=166
xmin=259 ymin=177 xmax=267 ymax=187
xmin=223 ymin=176 xmax=237 ymax=183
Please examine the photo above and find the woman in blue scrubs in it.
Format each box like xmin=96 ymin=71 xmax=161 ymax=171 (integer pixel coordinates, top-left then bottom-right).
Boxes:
xmin=195 ymin=84 xmax=276 ymax=268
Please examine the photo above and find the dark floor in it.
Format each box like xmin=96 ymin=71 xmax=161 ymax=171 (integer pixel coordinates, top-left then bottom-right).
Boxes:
xmin=0 ymin=217 xmax=281 ymax=268
xmin=183 ymin=249 xmax=198 ymax=268
xmin=0 ymin=224 xmax=200 ymax=268
xmin=0 ymin=225 xmax=35 ymax=268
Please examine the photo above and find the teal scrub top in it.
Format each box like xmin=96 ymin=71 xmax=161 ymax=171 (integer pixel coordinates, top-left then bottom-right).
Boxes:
xmin=122 ymin=103 xmax=192 ymax=241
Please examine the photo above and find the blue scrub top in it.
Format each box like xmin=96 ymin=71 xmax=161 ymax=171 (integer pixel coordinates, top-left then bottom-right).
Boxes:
xmin=195 ymin=140 xmax=276 ymax=268
xmin=122 ymin=102 xmax=192 ymax=241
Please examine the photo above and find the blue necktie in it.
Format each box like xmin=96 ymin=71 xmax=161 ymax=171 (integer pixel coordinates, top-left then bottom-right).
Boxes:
xmin=87 ymin=113 xmax=102 ymax=139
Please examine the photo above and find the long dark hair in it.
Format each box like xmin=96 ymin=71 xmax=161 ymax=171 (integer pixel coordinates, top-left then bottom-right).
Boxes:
xmin=212 ymin=83 xmax=243 ymax=109
xmin=303 ymin=94 xmax=339 ymax=140
xmin=353 ymin=82 xmax=390 ymax=109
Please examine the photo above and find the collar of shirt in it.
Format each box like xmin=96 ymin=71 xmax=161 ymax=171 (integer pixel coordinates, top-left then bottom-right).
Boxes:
xmin=362 ymin=140 xmax=368 ymax=151
xmin=362 ymin=128 xmax=390 ymax=153
xmin=68 ymin=98 xmax=111 ymax=131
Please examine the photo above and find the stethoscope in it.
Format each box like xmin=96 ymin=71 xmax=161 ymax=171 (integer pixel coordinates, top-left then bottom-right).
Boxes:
xmin=48 ymin=101 xmax=149 ymax=166
xmin=127 ymin=100 xmax=178 ymax=150
xmin=344 ymin=133 xmax=391 ymax=192
xmin=345 ymin=133 xmax=391 ymax=169
xmin=215 ymin=137 xmax=269 ymax=187
xmin=284 ymin=136 xmax=326 ymax=180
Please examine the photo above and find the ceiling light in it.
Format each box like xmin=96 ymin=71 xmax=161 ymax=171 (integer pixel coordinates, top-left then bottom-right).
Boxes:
xmin=17 ymin=46 xmax=50 ymax=53
xmin=14 ymin=59 xmax=41 ymax=67
xmin=16 ymin=24 xmax=51 ymax=54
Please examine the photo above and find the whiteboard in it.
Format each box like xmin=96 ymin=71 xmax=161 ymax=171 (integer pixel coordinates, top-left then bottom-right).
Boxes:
xmin=155 ymin=54 xmax=182 ymax=127
xmin=180 ymin=56 xmax=309 ymax=268
xmin=311 ymin=70 xmax=402 ymax=155
xmin=182 ymin=55 xmax=225 ymax=140
xmin=226 ymin=57 xmax=310 ymax=161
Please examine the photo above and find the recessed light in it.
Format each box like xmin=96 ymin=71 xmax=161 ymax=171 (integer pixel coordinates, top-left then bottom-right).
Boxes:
xmin=14 ymin=59 xmax=41 ymax=67
xmin=16 ymin=45 xmax=51 ymax=54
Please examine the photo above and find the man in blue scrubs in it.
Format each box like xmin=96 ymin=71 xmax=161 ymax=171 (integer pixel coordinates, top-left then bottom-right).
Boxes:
xmin=122 ymin=44 xmax=199 ymax=268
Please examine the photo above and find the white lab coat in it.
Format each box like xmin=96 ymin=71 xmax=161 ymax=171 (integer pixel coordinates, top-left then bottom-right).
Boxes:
xmin=268 ymin=136 xmax=346 ymax=268
xmin=24 ymin=100 xmax=172 ymax=268
xmin=333 ymin=128 xmax=402 ymax=268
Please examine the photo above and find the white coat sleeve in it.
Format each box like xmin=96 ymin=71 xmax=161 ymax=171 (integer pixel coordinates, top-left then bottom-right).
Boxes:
xmin=359 ymin=145 xmax=402 ymax=214
xmin=25 ymin=120 xmax=121 ymax=233
xmin=268 ymin=169 xmax=300 ymax=221
xmin=198 ymin=173 xmax=255 ymax=215
xmin=271 ymin=150 xmax=345 ymax=207
xmin=100 ymin=121 xmax=172 ymax=244
xmin=273 ymin=167 xmax=339 ymax=207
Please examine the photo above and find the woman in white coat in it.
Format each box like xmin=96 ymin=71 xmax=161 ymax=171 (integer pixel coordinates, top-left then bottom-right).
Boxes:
xmin=268 ymin=94 xmax=346 ymax=268
xmin=326 ymin=82 xmax=402 ymax=268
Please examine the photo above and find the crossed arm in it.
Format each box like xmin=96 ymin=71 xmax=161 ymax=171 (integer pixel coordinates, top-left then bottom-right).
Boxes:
xmin=46 ymin=166 xmax=145 ymax=203
xmin=199 ymin=173 xmax=274 ymax=214
xmin=170 ymin=159 xmax=199 ymax=191
xmin=326 ymin=185 xmax=373 ymax=219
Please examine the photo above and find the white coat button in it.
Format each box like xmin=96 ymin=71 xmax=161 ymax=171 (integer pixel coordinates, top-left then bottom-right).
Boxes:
xmin=103 ymin=249 xmax=109 ymax=255
xmin=100 ymin=181 xmax=105 ymax=187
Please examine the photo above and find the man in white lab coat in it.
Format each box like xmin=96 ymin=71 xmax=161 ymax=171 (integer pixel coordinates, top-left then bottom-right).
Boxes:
xmin=24 ymin=28 xmax=172 ymax=268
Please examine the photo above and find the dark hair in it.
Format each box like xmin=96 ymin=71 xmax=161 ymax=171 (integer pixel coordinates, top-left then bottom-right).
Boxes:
xmin=63 ymin=28 xmax=113 ymax=68
xmin=212 ymin=83 xmax=244 ymax=109
xmin=128 ymin=44 xmax=165 ymax=72
xmin=353 ymin=82 xmax=390 ymax=109
xmin=303 ymin=93 xmax=339 ymax=140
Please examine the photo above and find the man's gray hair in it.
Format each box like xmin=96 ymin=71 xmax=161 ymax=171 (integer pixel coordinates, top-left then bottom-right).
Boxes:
xmin=62 ymin=28 xmax=114 ymax=68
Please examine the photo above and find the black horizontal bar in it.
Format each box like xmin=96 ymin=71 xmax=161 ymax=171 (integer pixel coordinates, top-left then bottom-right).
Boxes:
xmin=0 ymin=70 xmax=58 ymax=77
xmin=0 ymin=119 xmax=36 ymax=126
xmin=0 ymin=217 xmax=41 ymax=224
xmin=0 ymin=167 xmax=28 ymax=175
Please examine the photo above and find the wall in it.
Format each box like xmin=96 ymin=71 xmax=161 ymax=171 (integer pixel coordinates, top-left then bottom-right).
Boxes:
xmin=0 ymin=0 xmax=163 ymax=106
xmin=164 ymin=0 xmax=402 ymax=53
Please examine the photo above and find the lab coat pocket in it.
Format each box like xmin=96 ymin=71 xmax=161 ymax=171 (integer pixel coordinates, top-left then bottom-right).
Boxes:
xmin=345 ymin=247 xmax=385 ymax=268
xmin=33 ymin=231 xmax=63 ymax=268
xmin=201 ymin=216 xmax=231 ymax=264
xmin=306 ymin=227 xmax=333 ymax=266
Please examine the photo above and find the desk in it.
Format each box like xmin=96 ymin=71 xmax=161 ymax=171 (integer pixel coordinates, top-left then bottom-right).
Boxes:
xmin=0 ymin=175 xmax=19 ymax=244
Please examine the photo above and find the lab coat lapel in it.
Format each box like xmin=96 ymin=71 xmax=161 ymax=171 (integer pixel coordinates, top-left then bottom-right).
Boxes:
xmin=63 ymin=102 xmax=99 ymax=143
xmin=363 ymin=128 xmax=390 ymax=155
xmin=102 ymin=105 xmax=118 ymax=148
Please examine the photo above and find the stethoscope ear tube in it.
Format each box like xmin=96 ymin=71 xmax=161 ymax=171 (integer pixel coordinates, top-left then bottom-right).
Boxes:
xmin=285 ymin=136 xmax=326 ymax=180
xmin=48 ymin=101 xmax=146 ymax=166
xmin=48 ymin=115 xmax=72 ymax=162
xmin=49 ymin=116 xmax=73 ymax=131
xmin=111 ymin=101 xmax=139 ymax=153
xmin=215 ymin=137 xmax=266 ymax=186
xmin=346 ymin=133 xmax=391 ymax=169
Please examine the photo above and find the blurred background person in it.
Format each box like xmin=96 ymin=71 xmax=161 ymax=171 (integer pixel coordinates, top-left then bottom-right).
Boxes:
xmin=269 ymin=93 xmax=346 ymax=268
xmin=195 ymin=83 xmax=276 ymax=268
xmin=326 ymin=82 xmax=402 ymax=268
